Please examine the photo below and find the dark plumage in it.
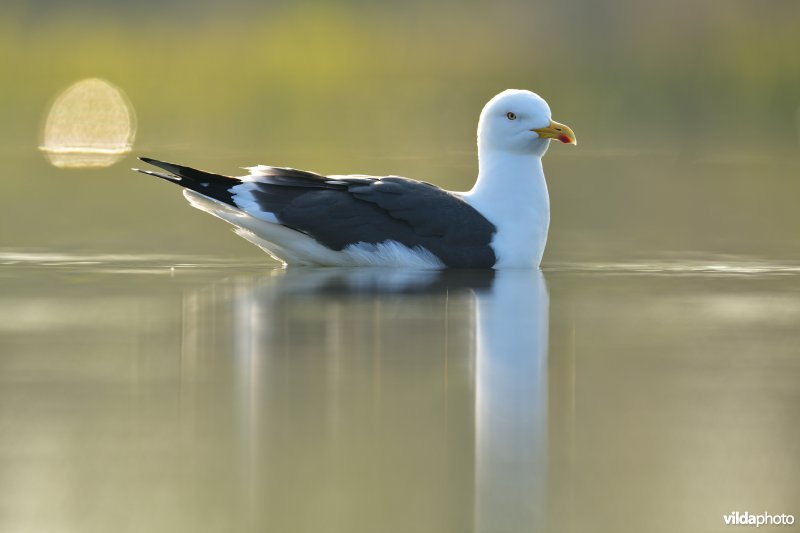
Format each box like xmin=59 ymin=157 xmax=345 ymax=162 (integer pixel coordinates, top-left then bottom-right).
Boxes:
xmin=135 ymin=157 xmax=241 ymax=205
xmin=134 ymin=157 xmax=497 ymax=268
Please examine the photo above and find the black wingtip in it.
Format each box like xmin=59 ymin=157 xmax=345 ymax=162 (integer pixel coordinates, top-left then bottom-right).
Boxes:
xmin=133 ymin=167 xmax=181 ymax=182
xmin=132 ymin=157 xmax=239 ymax=206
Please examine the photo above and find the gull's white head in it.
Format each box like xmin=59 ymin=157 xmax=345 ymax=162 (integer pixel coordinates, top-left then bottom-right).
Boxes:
xmin=478 ymin=89 xmax=576 ymax=157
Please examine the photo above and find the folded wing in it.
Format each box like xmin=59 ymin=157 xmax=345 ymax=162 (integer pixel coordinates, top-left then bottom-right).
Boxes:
xmin=136 ymin=158 xmax=497 ymax=268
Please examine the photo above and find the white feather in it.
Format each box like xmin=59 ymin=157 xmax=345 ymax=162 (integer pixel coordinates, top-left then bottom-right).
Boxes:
xmin=462 ymin=153 xmax=550 ymax=268
xmin=341 ymin=241 xmax=445 ymax=269
xmin=229 ymin=183 xmax=279 ymax=223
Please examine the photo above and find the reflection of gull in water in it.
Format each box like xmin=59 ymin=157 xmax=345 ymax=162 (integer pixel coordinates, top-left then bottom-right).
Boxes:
xmin=183 ymin=267 xmax=548 ymax=532
xmin=474 ymin=270 xmax=549 ymax=533
xmin=253 ymin=267 xmax=495 ymax=294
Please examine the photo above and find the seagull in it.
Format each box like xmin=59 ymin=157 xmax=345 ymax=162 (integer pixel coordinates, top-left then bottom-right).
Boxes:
xmin=134 ymin=89 xmax=576 ymax=269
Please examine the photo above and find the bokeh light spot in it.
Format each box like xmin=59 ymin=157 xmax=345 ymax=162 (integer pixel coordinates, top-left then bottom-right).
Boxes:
xmin=39 ymin=78 xmax=136 ymax=169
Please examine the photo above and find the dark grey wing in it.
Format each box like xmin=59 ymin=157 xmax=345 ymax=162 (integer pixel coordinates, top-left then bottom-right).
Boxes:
xmin=252 ymin=175 xmax=497 ymax=268
xmin=134 ymin=158 xmax=497 ymax=268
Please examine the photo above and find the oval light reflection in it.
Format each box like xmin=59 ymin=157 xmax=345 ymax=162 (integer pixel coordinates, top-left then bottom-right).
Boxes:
xmin=40 ymin=78 xmax=136 ymax=169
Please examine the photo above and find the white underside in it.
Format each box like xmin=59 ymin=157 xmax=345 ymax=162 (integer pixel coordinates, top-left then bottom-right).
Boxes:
xmin=183 ymin=190 xmax=446 ymax=269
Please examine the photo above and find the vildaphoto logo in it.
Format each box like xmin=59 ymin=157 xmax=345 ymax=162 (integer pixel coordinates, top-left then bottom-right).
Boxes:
xmin=723 ymin=511 xmax=795 ymax=527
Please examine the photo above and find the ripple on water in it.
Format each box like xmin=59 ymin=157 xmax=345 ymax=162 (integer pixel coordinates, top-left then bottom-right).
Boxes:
xmin=545 ymin=258 xmax=800 ymax=276
xmin=1 ymin=251 xmax=798 ymax=277
xmin=0 ymin=251 xmax=269 ymax=274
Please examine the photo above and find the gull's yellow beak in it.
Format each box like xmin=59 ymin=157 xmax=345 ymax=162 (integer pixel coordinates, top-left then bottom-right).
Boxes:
xmin=532 ymin=120 xmax=577 ymax=145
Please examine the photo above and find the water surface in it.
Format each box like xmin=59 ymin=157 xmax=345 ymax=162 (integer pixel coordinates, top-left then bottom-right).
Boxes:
xmin=1 ymin=254 xmax=797 ymax=533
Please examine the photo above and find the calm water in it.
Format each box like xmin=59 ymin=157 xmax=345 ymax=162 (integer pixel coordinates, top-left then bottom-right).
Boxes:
xmin=1 ymin=253 xmax=797 ymax=533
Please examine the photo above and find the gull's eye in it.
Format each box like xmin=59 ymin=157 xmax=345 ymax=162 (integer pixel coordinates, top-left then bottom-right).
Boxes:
xmin=506 ymin=112 xmax=517 ymax=120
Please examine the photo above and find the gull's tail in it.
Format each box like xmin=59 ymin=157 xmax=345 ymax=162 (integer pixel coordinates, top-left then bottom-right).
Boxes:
xmin=133 ymin=157 xmax=241 ymax=206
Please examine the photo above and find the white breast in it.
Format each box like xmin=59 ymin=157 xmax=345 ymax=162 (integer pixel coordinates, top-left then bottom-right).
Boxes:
xmin=462 ymin=153 xmax=551 ymax=269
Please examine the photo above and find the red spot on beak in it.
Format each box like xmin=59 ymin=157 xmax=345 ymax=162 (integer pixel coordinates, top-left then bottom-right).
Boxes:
xmin=558 ymin=134 xmax=571 ymax=144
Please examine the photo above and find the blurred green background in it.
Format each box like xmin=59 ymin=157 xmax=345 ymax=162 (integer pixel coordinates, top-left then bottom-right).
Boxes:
xmin=1 ymin=0 xmax=799 ymax=263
